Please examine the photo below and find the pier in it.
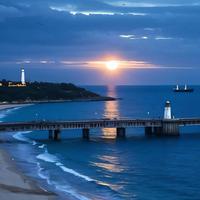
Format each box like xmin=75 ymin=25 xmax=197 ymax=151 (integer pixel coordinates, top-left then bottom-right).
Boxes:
xmin=0 ymin=101 xmax=200 ymax=140
xmin=0 ymin=118 xmax=200 ymax=140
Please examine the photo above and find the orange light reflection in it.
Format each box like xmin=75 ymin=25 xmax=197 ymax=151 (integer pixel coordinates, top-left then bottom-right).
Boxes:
xmin=102 ymin=85 xmax=119 ymax=139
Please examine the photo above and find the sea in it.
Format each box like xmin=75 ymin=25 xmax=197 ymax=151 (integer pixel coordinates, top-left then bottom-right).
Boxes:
xmin=1 ymin=85 xmax=200 ymax=200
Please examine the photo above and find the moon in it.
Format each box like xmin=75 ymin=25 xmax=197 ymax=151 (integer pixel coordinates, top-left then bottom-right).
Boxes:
xmin=106 ymin=61 xmax=119 ymax=71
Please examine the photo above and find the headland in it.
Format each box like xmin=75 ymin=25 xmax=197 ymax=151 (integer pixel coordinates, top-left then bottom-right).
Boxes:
xmin=0 ymin=81 xmax=115 ymax=104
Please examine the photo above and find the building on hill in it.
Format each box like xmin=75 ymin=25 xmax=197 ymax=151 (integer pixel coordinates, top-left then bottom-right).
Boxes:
xmin=1 ymin=68 xmax=27 ymax=87
xmin=8 ymin=82 xmax=26 ymax=87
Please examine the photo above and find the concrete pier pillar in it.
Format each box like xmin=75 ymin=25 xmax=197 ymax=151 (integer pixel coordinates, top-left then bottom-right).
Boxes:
xmin=116 ymin=127 xmax=126 ymax=138
xmin=145 ymin=127 xmax=153 ymax=136
xmin=48 ymin=130 xmax=53 ymax=140
xmin=153 ymin=127 xmax=162 ymax=136
xmin=53 ymin=129 xmax=61 ymax=141
xmin=162 ymin=122 xmax=179 ymax=136
xmin=82 ymin=128 xmax=90 ymax=139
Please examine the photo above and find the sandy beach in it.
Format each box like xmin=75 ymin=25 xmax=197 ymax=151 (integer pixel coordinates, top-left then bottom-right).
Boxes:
xmin=0 ymin=104 xmax=58 ymax=200
xmin=0 ymin=149 xmax=57 ymax=200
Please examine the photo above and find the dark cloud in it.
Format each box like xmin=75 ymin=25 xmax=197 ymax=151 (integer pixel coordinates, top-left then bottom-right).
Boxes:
xmin=0 ymin=0 xmax=200 ymax=84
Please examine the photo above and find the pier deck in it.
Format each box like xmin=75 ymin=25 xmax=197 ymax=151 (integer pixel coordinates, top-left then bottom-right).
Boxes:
xmin=0 ymin=118 xmax=200 ymax=140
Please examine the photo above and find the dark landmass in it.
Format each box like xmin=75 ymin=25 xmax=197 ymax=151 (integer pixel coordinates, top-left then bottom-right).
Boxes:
xmin=0 ymin=81 xmax=115 ymax=103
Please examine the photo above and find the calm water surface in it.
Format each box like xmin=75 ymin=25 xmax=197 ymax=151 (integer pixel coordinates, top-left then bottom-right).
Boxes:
xmin=1 ymin=86 xmax=200 ymax=200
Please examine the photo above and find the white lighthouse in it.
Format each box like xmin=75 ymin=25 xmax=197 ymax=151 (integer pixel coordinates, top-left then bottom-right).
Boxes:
xmin=21 ymin=68 xmax=26 ymax=85
xmin=164 ymin=101 xmax=172 ymax=119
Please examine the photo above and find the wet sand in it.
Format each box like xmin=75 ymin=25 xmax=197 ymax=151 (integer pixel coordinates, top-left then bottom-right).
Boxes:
xmin=0 ymin=104 xmax=58 ymax=200
xmin=0 ymin=149 xmax=57 ymax=200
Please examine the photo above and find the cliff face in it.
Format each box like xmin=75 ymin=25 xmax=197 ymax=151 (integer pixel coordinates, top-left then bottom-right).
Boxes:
xmin=0 ymin=82 xmax=101 ymax=103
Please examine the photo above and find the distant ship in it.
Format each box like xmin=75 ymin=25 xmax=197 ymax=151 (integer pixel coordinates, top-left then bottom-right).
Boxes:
xmin=173 ymin=85 xmax=194 ymax=92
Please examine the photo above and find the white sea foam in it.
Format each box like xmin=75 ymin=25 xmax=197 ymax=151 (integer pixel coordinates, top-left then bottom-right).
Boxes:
xmin=55 ymin=185 xmax=91 ymax=200
xmin=37 ymin=151 xmax=59 ymax=163
xmin=13 ymin=131 xmax=37 ymax=146
xmin=4 ymin=106 xmax=22 ymax=115
xmin=37 ymin=162 xmax=91 ymax=200
xmin=58 ymin=165 xmax=94 ymax=182
xmin=38 ymin=144 xmax=46 ymax=149
xmin=37 ymin=162 xmax=52 ymax=185
xmin=37 ymin=150 xmax=94 ymax=182
xmin=36 ymin=151 xmax=120 ymax=200
xmin=37 ymin=163 xmax=46 ymax=179
xmin=37 ymin=164 xmax=119 ymax=200
xmin=0 ymin=105 xmax=25 ymax=122
xmin=12 ymin=106 xmax=23 ymax=110
xmin=0 ymin=105 xmax=29 ymax=123
xmin=13 ymin=131 xmax=32 ymax=142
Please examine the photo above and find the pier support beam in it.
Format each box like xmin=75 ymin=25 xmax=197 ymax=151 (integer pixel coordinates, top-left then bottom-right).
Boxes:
xmin=53 ymin=129 xmax=61 ymax=141
xmin=116 ymin=127 xmax=126 ymax=138
xmin=82 ymin=128 xmax=90 ymax=139
xmin=161 ymin=122 xmax=179 ymax=136
xmin=145 ymin=127 xmax=153 ymax=136
xmin=48 ymin=130 xmax=53 ymax=140
xmin=153 ymin=127 xmax=162 ymax=136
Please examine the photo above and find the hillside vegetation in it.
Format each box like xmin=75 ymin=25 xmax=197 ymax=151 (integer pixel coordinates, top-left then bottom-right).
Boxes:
xmin=0 ymin=82 xmax=112 ymax=103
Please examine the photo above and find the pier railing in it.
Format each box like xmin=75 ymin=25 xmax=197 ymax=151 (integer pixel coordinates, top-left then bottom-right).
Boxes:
xmin=1 ymin=118 xmax=200 ymax=140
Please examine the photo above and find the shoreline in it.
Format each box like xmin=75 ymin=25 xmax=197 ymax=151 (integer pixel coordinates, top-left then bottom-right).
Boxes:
xmin=0 ymin=96 xmax=118 ymax=200
xmin=0 ymin=95 xmax=119 ymax=111
xmin=0 ymin=96 xmax=118 ymax=107
xmin=0 ymin=148 xmax=57 ymax=200
xmin=0 ymin=104 xmax=59 ymax=199
xmin=0 ymin=104 xmax=33 ymax=111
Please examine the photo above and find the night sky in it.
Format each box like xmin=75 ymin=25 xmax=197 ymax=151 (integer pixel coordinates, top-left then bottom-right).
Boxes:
xmin=0 ymin=0 xmax=200 ymax=85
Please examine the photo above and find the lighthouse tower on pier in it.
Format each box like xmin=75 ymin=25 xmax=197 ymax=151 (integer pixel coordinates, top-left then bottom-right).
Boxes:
xmin=21 ymin=68 xmax=26 ymax=85
xmin=164 ymin=101 xmax=172 ymax=119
